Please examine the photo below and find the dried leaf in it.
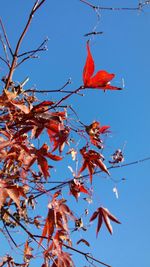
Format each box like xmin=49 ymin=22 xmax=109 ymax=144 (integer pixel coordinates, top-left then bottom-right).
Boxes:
xmin=76 ymin=238 xmax=90 ymax=247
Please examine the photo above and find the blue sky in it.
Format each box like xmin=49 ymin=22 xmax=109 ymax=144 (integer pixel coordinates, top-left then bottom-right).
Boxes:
xmin=0 ymin=1 xmax=150 ymax=267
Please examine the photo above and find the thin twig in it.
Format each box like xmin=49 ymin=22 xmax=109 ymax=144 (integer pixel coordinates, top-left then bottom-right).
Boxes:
xmin=16 ymin=38 xmax=48 ymax=68
xmin=32 ymin=156 xmax=150 ymax=200
xmin=3 ymin=209 xmax=45 ymax=250
xmin=0 ymin=34 xmax=11 ymax=67
xmin=18 ymin=39 xmax=48 ymax=58
xmin=80 ymin=0 xmax=150 ymax=11
xmin=0 ymin=56 xmax=10 ymax=68
xmin=50 ymin=85 xmax=84 ymax=109
xmin=84 ymin=31 xmax=103 ymax=37
xmin=24 ymin=78 xmax=72 ymax=93
xmin=63 ymin=243 xmax=112 ymax=267
xmin=3 ymin=221 xmax=18 ymax=248
xmin=33 ymin=235 xmax=111 ymax=267
xmin=5 ymin=0 xmax=46 ymax=91
xmin=0 ymin=17 xmax=13 ymax=56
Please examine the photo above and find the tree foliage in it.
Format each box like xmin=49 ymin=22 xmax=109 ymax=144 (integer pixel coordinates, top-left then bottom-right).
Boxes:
xmin=0 ymin=1 xmax=150 ymax=267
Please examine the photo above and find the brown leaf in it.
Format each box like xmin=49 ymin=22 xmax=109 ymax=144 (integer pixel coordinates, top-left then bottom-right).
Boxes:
xmin=76 ymin=238 xmax=90 ymax=247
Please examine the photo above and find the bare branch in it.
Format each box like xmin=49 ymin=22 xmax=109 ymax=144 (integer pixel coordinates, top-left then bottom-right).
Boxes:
xmin=63 ymin=243 xmax=112 ymax=267
xmin=80 ymin=0 xmax=150 ymax=11
xmin=84 ymin=31 xmax=103 ymax=37
xmin=0 ymin=34 xmax=11 ymax=67
xmin=32 ymin=156 xmax=150 ymax=200
xmin=5 ymin=0 xmax=46 ymax=91
xmin=3 ymin=221 xmax=18 ymax=248
xmin=0 ymin=17 xmax=13 ymax=56
xmin=0 ymin=56 xmax=10 ymax=68
xmin=24 ymin=78 xmax=72 ymax=93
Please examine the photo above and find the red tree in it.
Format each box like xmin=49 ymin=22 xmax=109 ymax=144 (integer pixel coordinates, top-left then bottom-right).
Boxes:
xmin=0 ymin=1 xmax=150 ymax=267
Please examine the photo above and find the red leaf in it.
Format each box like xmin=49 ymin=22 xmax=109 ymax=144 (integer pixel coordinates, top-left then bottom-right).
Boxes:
xmin=48 ymin=128 xmax=70 ymax=153
xmin=101 ymin=208 xmax=113 ymax=234
xmin=39 ymin=209 xmax=55 ymax=246
xmin=96 ymin=212 xmax=103 ymax=237
xmin=79 ymin=147 xmax=110 ymax=183
xmin=32 ymin=101 xmax=54 ymax=112
xmin=102 ymin=207 xmax=121 ymax=224
xmin=37 ymin=156 xmax=50 ymax=179
xmin=85 ymin=121 xmax=110 ymax=149
xmin=83 ymin=41 xmax=94 ymax=85
xmin=83 ymin=42 xmax=122 ymax=90
xmin=99 ymin=125 xmax=110 ymax=134
xmin=90 ymin=211 xmax=99 ymax=222
xmin=96 ymin=159 xmax=110 ymax=176
xmin=90 ymin=206 xmax=121 ymax=236
xmin=69 ymin=179 xmax=90 ymax=200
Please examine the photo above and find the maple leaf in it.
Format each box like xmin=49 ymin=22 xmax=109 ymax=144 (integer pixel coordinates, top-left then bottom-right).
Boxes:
xmin=85 ymin=121 xmax=110 ymax=149
xmin=39 ymin=208 xmax=55 ymax=246
xmin=27 ymin=144 xmax=62 ymax=179
xmin=69 ymin=179 xmax=90 ymax=200
xmin=83 ymin=41 xmax=122 ymax=90
xmin=79 ymin=147 xmax=110 ymax=183
xmin=47 ymin=231 xmax=74 ymax=267
xmin=40 ymin=194 xmax=76 ymax=246
xmin=0 ymin=180 xmax=26 ymax=211
xmin=90 ymin=206 xmax=121 ymax=236
xmin=47 ymin=127 xmax=70 ymax=153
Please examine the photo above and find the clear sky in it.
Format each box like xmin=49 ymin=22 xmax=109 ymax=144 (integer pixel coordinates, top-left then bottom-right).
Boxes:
xmin=0 ymin=1 xmax=150 ymax=267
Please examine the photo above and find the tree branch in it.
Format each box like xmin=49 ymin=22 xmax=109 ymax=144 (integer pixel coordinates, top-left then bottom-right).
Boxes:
xmin=33 ymin=235 xmax=111 ymax=267
xmin=0 ymin=17 xmax=13 ymax=56
xmin=32 ymin=156 xmax=150 ymax=200
xmin=4 ymin=0 xmax=46 ymax=91
xmin=0 ymin=34 xmax=11 ymax=67
xmin=80 ymin=0 xmax=150 ymax=11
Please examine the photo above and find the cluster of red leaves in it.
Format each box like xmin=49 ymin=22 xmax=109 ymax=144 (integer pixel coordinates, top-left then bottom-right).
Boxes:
xmin=0 ymin=91 xmax=69 ymax=184
xmin=39 ymin=192 xmax=76 ymax=267
xmin=90 ymin=206 xmax=121 ymax=237
xmin=83 ymin=41 xmax=122 ymax=91
xmin=0 ymin=35 xmax=123 ymax=267
xmin=0 ymin=89 xmax=69 ymax=154
xmin=46 ymin=231 xmax=74 ymax=267
xmin=85 ymin=121 xmax=110 ymax=149
xmin=79 ymin=146 xmax=110 ymax=183
xmin=47 ymin=127 xmax=70 ymax=154
xmin=39 ymin=191 xmax=76 ymax=246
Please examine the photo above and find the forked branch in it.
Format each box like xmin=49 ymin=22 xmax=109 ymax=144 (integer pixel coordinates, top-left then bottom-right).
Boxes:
xmin=4 ymin=0 xmax=46 ymax=91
